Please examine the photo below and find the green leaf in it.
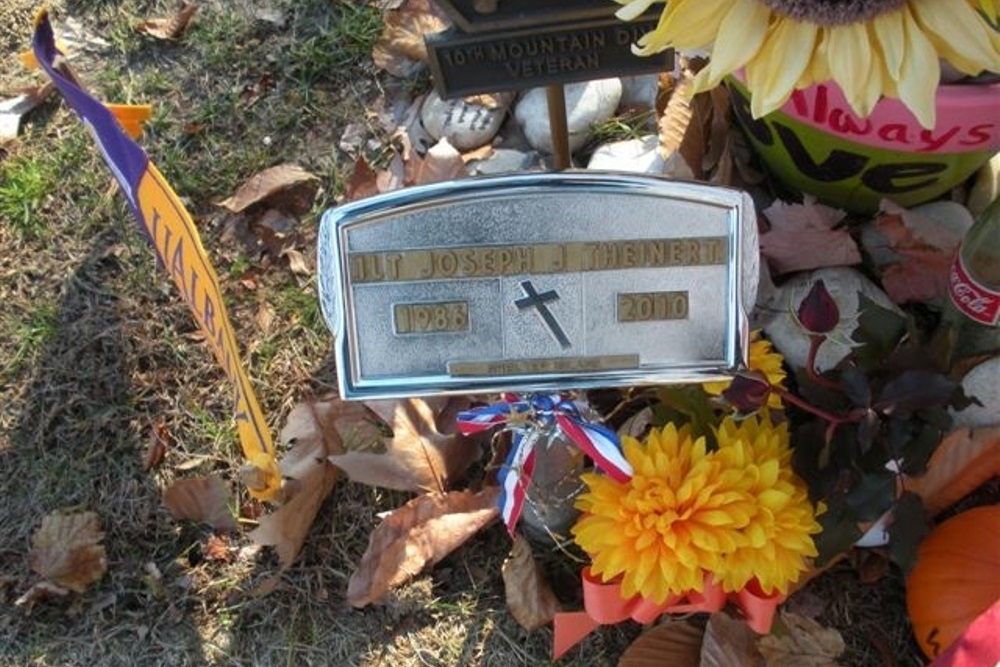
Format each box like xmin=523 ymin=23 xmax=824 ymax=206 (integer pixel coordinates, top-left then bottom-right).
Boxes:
xmin=655 ymin=385 xmax=718 ymax=443
xmin=813 ymin=500 xmax=863 ymax=566
xmin=850 ymin=294 xmax=908 ymax=372
xmin=875 ymin=370 xmax=957 ymax=418
xmin=839 ymin=366 xmax=871 ymax=407
xmin=887 ymin=492 xmax=929 ymax=576
xmin=845 ymin=472 xmax=895 ymax=522
xmin=897 ymin=421 xmax=944 ymax=477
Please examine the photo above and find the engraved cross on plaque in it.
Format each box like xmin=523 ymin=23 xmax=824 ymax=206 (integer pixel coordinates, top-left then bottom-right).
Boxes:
xmin=515 ymin=280 xmax=570 ymax=349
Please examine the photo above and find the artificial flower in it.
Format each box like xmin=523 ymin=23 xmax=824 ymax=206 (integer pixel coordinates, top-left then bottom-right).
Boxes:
xmin=614 ymin=0 xmax=1000 ymax=128
xmin=703 ymin=330 xmax=787 ymax=408
xmin=572 ymin=416 xmax=822 ymax=603
xmin=712 ymin=414 xmax=823 ymax=594
xmin=572 ymin=423 xmax=752 ymax=602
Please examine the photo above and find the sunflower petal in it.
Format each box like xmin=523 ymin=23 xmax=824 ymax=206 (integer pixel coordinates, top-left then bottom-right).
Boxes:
xmin=693 ymin=0 xmax=771 ymax=91
xmin=745 ymin=19 xmax=819 ymax=118
xmin=912 ymin=0 xmax=1000 ymax=74
xmin=896 ymin=6 xmax=940 ymax=129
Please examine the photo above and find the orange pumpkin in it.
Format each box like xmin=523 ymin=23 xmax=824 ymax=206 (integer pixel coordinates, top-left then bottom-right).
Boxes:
xmin=906 ymin=505 xmax=1000 ymax=659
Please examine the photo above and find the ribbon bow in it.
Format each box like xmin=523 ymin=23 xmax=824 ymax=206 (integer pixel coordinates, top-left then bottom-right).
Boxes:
xmin=553 ymin=570 xmax=785 ymax=660
xmin=457 ymin=393 xmax=631 ymax=533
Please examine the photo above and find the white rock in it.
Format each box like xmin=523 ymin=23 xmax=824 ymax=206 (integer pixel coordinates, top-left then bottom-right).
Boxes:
xmin=951 ymin=357 xmax=1000 ymax=428
xmin=420 ymin=91 xmax=511 ymax=151
xmin=464 ymin=148 xmax=539 ymax=176
xmin=514 ymin=78 xmax=623 ymax=154
xmin=759 ymin=267 xmax=900 ymax=372
xmin=586 ymin=135 xmax=663 ymax=173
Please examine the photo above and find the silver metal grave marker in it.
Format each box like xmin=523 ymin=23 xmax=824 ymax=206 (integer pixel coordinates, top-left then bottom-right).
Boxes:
xmin=318 ymin=172 xmax=759 ymax=399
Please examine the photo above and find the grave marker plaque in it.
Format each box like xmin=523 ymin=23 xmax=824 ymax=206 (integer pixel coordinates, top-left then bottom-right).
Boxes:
xmin=318 ymin=172 xmax=759 ymax=400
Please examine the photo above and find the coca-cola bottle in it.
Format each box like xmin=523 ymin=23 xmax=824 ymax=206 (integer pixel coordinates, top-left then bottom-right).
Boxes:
xmin=946 ymin=196 xmax=1000 ymax=357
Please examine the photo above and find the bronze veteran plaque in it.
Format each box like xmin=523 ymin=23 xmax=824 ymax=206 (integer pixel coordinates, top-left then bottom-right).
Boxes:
xmin=318 ymin=172 xmax=759 ymax=399
xmin=426 ymin=17 xmax=670 ymax=98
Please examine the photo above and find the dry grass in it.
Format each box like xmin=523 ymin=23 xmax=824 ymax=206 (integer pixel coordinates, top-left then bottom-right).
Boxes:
xmin=0 ymin=0 xmax=943 ymax=665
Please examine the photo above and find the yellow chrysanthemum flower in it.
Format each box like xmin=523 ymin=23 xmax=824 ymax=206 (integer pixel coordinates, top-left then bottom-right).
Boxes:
xmin=573 ymin=423 xmax=754 ymax=602
xmin=712 ymin=415 xmax=822 ymax=595
xmin=573 ymin=416 xmax=822 ymax=603
xmin=614 ymin=0 xmax=1000 ymax=129
xmin=703 ymin=330 xmax=787 ymax=408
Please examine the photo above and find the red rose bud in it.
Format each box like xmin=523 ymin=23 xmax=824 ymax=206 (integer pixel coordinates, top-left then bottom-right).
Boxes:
xmin=797 ymin=279 xmax=840 ymax=334
xmin=722 ymin=373 xmax=771 ymax=412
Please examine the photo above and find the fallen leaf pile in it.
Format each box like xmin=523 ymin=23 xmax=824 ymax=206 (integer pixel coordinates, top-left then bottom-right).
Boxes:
xmin=249 ymin=398 xmax=346 ymax=570
xmin=218 ymin=163 xmax=320 ymax=276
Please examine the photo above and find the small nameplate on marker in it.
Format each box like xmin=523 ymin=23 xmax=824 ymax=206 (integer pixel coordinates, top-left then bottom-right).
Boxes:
xmin=318 ymin=172 xmax=759 ymax=400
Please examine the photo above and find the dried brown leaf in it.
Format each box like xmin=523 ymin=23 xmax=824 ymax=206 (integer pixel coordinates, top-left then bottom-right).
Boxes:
xmin=28 ymin=512 xmax=107 ymax=594
xmin=411 ymin=137 xmax=464 ymax=186
xmin=376 ymin=153 xmax=407 ymax=193
xmin=163 ymin=475 xmax=238 ymax=532
xmin=371 ymin=0 xmax=448 ymax=77
xmin=345 ymin=157 xmax=380 ymax=202
xmin=254 ymin=300 xmax=276 ymax=336
xmin=502 ymin=534 xmax=560 ymax=631
xmin=874 ymin=206 xmax=962 ymax=304
xmin=14 ymin=580 xmax=70 ymax=610
xmin=203 ymin=534 xmax=234 ymax=563
xmin=347 ymin=487 xmax=500 ymax=607
xmin=903 ymin=426 xmax=1000 ymax=515
xmin=143 ymin=420 xmax=170 ymax=471
xmin=618 ymin=619 xmax=704 ymax=667
xmin=760 ymin=198 xmax=860 ymax=275
xmin=249 ymin=399 xmax=346 ymax=567
xmin=139 ymin=3 xmax=199 ymax=40
xmin=280 ymin=247 xmax=310 ymax=275
xmin=330 ymin=397 xmax=480 ymax=492
xmin=218 ymin=163 xmax=319 ymax=215
xmin=757 ymin=610 xmax=845 ymax=667
xmin=1 ymin=82 xmax=55 ymax=139
xmin=701 ymin=612 xmax=765 ymax=667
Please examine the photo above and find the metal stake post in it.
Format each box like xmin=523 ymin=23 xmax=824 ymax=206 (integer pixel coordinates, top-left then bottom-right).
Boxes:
xmin=545 ymin=84 xmax=571 ymax=170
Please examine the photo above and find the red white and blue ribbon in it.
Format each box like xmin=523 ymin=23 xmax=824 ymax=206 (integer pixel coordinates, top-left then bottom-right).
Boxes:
xmin=457 ymin=393 xmax=632 ymax=533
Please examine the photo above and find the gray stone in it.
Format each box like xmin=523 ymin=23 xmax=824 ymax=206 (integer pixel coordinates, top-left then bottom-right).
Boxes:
xmin=464 ymin=148 xmax=539 ymax=176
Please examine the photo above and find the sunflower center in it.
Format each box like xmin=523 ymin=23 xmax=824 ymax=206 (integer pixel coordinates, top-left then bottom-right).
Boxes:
xmin=760 ymin=0 xmax=907 ymax=25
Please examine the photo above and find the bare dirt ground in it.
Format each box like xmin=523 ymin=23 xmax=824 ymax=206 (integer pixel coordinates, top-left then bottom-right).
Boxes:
xmin=0 ymin=1 xmax=937 ymax=665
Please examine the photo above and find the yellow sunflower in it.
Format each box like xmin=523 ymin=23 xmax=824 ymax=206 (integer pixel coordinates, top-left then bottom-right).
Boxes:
xmin=712 ymin=415 xmax=823 ymax=595
xmin=614 ymin=0 xmax=1000 ymax=128
xmin=703 ymin=330 xmax=787 ymax=408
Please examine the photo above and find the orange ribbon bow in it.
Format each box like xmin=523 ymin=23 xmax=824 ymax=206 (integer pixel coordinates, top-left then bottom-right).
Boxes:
xmin=553 ymin=568 xmax=785 ymax=660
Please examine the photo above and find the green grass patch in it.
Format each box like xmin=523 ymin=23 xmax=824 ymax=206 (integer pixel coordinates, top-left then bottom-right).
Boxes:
xmin=2 ymin=301 xmax=59 ymax=380
xmin=0 ymin=154 xmax=56 ymax=238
